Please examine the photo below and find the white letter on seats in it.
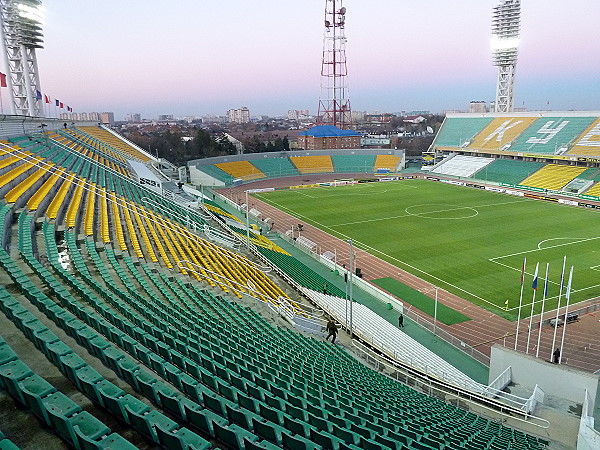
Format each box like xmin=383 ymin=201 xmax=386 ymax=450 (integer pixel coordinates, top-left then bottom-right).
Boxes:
xmin=484 ymin=120 xmax=523 ymax=143
xmin=576 ymin=123 xmax=600 ymax=148
xmin=526 ymin=120 xmax=569 ymax=144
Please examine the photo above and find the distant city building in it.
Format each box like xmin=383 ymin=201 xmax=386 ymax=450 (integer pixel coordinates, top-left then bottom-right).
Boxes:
xmin=57 ymin=112 xmax=113 ymax=124
xmin=202 ymin=115 xmax=228 ymax=124
xmin=227 ymin=107 xmax=250 ymax=124
xmin=59 ymin=111 xmax=104 ymax=122
xmin=101 ymin=112 xmax=115 ymax=125
xmin=158 ymin=114 xmax=174 ymax=121
xmin=350 ymin=111 xmax=366 ymax=122
xmin=297 ymin=125 xmax=361 ymax=150
xmin=403 ymin=115 xmax=426 ymax=124
xmin=407 ymin=110 xmax=430 ymax=116
xmin=127 ymin=113 xmax=141 ymax=122
xmin=362 ymin=135 xmax=391 ymax=148
xmin=469 ymin=101 xmax=488 ymax=113
xmin=288 ymin=109 xmax=310 ymax=120
xmin=365 ymin=113 xmax=395 ymax=124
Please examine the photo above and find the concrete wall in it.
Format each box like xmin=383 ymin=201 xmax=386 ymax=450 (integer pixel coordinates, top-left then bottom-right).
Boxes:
xmin=490 ymin=345 xmax=599 ymax=410
xmin=189 ymin=165 xmax=225 ymax=187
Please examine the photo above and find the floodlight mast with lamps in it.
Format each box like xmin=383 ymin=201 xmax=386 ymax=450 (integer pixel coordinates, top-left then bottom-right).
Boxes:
xmin=0 ymin=0 xmax=45 ymax=117
xmin=317 ymin=0 xmax=352 ymax=128
xmin=491 ymin=0 xmax=520 ymax=113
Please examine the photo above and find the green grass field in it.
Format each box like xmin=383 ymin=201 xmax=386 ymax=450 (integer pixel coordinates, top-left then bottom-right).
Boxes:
xmin=254 ymin=179 xmax=600 ymax=320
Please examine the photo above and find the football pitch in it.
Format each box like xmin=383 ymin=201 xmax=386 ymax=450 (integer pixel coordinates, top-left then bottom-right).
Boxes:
xmin=254 ymin=179 xmax=600 ymax=319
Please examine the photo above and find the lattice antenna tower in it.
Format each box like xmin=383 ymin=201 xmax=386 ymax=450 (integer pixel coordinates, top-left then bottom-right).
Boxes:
xmin=317 ymin=0 xmax=351 ymax=128
xmin=491 ymin=0 xmax=520 ymax=113
xmin=0 ymin=0 xmax=45 ymax=117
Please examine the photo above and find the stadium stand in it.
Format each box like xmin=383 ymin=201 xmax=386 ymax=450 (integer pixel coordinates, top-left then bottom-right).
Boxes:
xmin=331 ymin=154 xmax=376 ymax=173
xmin=431 ymin=155 xmax=493 ymax=178
xmin=249 ymin=157 xmax=300 ymax=178
xmin=508 ymin=116 xmax=597 ymax=155
xmin=374 ymin=154 xmax=400 ymax=172
xmin=290 ymin=155 xmax=334 ymax=174
xmin=303 ymin=289 xmax=483 ymax=391
xmin=468 ymin=117 xmax=538 ymax=151
xmin=196 ymin=164 xmax=236 ymax=184
xmin=567 ymin=118 xmax=600 ymax=156
xmin=215 ymin=160 xmax=266 ymax=181
xmin=76 ymin=126 xmax=152 ymax=162
xmin=520 ymin=164 xmax=586 ymax=190
xmin=434 ymin=117 xmax=494 ymax=149
xmin=0 ymin=124 xmax=553 ymax=450
xmin=472 ymin=159 xmax=545 ymax=185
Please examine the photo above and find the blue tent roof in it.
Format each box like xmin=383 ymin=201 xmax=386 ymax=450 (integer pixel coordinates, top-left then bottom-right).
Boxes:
xmin=298 ymin=125 xmax=361 ymax=138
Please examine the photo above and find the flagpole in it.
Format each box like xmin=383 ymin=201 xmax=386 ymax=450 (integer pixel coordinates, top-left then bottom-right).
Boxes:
xmin=514 ymin=257 xmax=526 ymax=351
xmin=535 ymin=263 xmax=549 ymax=358
xmin=526 ymin=262 xmax=539 ymax=354
xmin=550 ymin=256 xmax=566 ymax=361
xmin=559 ymin=266 xmax=573 ymax=364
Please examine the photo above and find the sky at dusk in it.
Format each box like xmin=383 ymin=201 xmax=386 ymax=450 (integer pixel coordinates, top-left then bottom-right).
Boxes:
xmin=10 ymin=0 xmax=600 ymax=119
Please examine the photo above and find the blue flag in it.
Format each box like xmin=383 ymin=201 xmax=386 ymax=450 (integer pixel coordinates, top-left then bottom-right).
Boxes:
xmin=36 ymin=90 xmax=42 ymax=100
xmin=531 ymin=263 xmax=539 ymax=290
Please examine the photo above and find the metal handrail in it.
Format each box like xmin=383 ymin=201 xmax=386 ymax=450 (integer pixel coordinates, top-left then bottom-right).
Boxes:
xmin=350 ymin=338 xmax=550 ymax=429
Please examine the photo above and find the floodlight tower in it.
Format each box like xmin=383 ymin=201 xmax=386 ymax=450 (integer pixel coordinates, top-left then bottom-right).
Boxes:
xmin=491 ymin=0 xmax=520 ymax=113
xmin=0 ymin=0 xmax=45 ymax=117
xmin=317 ymin=0 xmax=352 ymax=128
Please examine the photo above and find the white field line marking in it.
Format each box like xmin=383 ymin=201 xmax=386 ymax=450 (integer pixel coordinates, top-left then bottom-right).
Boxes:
xmin=489 ymin=236 xmax=600 ymax=261
xmin=259 ymin=197 xmax=499 ymax=308
xmin=333 ymin=199 xmax=529 ymax=227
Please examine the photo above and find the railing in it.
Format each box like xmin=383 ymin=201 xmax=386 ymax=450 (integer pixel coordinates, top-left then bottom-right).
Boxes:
xmin=351 ymin=338 xmax=550 ymax=429
xmin=578 ymin=389 xmax=600 ymax=450
xmin=486 ymin=366 xmax=512 ymax=395
xmin=524 ymin=384 xmax=545 ymax=416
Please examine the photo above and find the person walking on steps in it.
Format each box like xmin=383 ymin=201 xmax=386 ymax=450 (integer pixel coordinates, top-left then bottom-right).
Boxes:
xmin=325 ymin=319 xmax=338 ymax=344
xmin=398 ymin=313 xmax=404 ymax=328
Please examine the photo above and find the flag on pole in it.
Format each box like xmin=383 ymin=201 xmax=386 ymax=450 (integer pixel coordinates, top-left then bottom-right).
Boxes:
xmin=544 ymin=271 xmax=549 ymax=297
xmin=565 ymin=266 xmax=573 ymax=300
xmin=0 ymin=72 xmax=7 ymax=88
xmin=531 ymin=263 xmax=539 ymax=290
xmin=44 ymin=95 xmax=50 ymax=104
xmin=520 ymin=258 xmax=526 ymax=285
xmin=59 ymin=102 xmax=63 ymax=108
xmin=36 ymin=90 xmax=42 ymax=100
xmin=55 ymin=99 xmax=60 ymax=106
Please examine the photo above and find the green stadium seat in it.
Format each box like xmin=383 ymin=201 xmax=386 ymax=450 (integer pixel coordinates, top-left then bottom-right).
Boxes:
xmin=155 ymin=425 xmax=211 ymax=450
xmin=213 ymin=422 xmax=259 ymax=450
xmin=74 ymin=429 xmax=138 ymax=450
xmin=184 ymin=405 xmax=227 ymax=438
xmin=281 ymin=431 xmax=323 ymax=450
xmin=125 ymin=406 xmax=178 ymax=443
xmin=100 ymin=392 xmax=149 ymax=425
xmin=283 ymin=410 xmax=314 ymax=438
xmin=68 ymin=411 xmax=111 ymax=450
xmin=0 ymin=359 xmax=34 ymax=405
xmin=243 ymin=437 xmax=282 ymax=450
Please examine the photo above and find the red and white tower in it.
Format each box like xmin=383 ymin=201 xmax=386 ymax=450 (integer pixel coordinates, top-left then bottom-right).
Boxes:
xmin=317 ymin=0 xmax=351 ymax=128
